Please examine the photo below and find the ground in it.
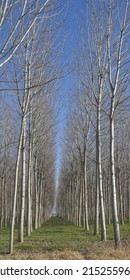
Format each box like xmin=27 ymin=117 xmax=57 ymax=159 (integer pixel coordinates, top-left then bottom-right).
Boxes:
xmin=0 ymin=217 xmax=130 ymax=260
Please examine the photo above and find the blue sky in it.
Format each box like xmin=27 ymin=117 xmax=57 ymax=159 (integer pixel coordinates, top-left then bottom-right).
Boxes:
xmin=54 ymin=0 xmax=86 ymax=189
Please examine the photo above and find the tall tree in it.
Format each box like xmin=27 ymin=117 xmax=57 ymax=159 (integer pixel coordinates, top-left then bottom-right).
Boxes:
xmin=106 ymin=0 xmax=129 ymax=247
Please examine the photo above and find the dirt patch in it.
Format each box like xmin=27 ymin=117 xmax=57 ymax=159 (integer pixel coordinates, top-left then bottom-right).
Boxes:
xmin=0 ymin=246 xmax=130 ymax=260
xmin=89 ymin=247 xmax=130 ymax=260
xmin=81 ymin=240 xmax=130 ymax=260
xmin=0 ymin=250 xmax=84 ymax=260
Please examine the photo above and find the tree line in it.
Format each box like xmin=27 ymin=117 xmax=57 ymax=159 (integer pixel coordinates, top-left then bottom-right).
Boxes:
xmin=0 ymin=0 xmax=65 ymax=254
xmin=57 ymin=0 xmax=130 ymax=247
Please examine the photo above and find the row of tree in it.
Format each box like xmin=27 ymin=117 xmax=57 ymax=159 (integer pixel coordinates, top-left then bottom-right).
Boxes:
xmin=57 ymin=0 xmax=130 ymax=247
xmin=0 ymin=0 xmax=64 ymax=254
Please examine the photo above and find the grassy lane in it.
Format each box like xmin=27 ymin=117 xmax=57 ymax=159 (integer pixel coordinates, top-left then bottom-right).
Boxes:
xmin=0 ymin=216 xmax=130 ymax=259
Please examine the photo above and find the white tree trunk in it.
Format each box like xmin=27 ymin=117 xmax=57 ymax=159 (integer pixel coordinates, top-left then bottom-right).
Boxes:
xmin=18 ymin=115 xmax=26 ymax=243
xmin=26 ymin=73 xmax=32 ymax=236
xmin=94 ymin=129 xmax=99 ymax=236
xmin=78 ymin=176 xmax=82 ymax=227
xmin=84 ymin=146 xmax=89 ymax=230
xmin=0 ymin=176 xmax=4 ymax=228
xmin=26 ymin=123 xmax=32 ymax=236
xmin=128 ymin=154 xmax=130 ymax=221
xmin=34 ymin=157 xmax=38 ymax=229
xmin=9 ymin=121 xmax=24 ymax=254
xmin=97 ymin=93 xmax=106 ymax=241
xmin=128 ymin=173 xmax=130 ymax=221
xmin=110 ymin=114 xmax=121 ymax=246
xmin=94 ymin=162 xmax=99 ymax=235
xmin=4 ymin=175 xmax=7 ymax=227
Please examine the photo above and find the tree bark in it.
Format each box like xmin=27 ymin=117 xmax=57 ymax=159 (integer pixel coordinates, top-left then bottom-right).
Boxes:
xmin=9 ymin=120 xmax=24 ymax=254
xmin=94 ymin=130 xmax=99 ymax=236
xmin=18 ymin=115 xmax=26 ymax=243
xmin=110 ymin=114 xmax=121 ymax=246
xmin=84 ymin=146 xmax=89 ymax=230
xmin=34 ymin=157 xmax=38 ymax=229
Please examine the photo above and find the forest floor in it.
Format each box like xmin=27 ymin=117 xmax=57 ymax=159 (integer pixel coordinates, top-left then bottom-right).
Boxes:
xmin=0 ymin=216 xmax=130 ymax=260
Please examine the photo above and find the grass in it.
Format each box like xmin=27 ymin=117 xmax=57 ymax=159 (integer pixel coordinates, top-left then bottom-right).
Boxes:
xmin=16 ymin=218 xmax=97 ymax=252
xmin=0 ymin=216 xmax=130 ymax=259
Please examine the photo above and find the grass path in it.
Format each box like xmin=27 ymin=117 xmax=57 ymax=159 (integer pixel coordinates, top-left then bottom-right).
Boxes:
xmin=0 ymin=216 xmax=130 ymax=259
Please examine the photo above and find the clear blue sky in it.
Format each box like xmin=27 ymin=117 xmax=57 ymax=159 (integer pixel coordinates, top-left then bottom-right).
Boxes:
xmin=54 ymin=0 xmax=86 ymax=189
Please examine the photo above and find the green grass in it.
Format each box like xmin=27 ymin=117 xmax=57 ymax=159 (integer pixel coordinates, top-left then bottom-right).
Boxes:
xmin=0 ymin=216 xmax=130 ymax=254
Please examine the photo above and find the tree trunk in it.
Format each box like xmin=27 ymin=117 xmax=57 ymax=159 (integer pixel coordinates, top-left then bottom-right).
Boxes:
xmin=94 ymin=133 xmax=99 ymax=236
xmin=84 ymin=146 xmax=89 ymax=230
xmin=26 ymin=103 xmax=32 ymax=236
xmin=9 ymin=120 xmax=24 ymax=254
xmin=110 ymin=114 xmax=121 ymax=246
xmin=97 ymin=96 xmax=106 ymax=241
xmin=128 ymin=155 xmax=130 ymax=221
xmin=118 ymin=169 xmax=124 ymax=225
xmin=18 ymin=115 xmax=26 ymax=243
xmin=78 ymin=174 xmax=82 ymax=227
xmin=34 ymin=157 xmax=38 ymax=229
xmin=128 ymin=175 xmax=130 ymax=221
xmin=4 ymin=175 xmax=7 ymax=227
xmin=0 ymin=176 xmax=4 ymax=229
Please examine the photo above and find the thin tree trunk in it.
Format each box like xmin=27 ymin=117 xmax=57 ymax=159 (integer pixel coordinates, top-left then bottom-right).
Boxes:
xmin=84 ymin=146 xmax=89 ymax=230
xmin=94 ymin=132 xmax=99 ymax=236
xmin=26 ymin=132 xmax=31 ymax=235
xmin=4 ymin=175 xmax=7 ymax=227
xmin=78 ymin=175 xmax=82 ymax=227
xmin=38 ymin=175 xmax=42 ymax=228
xmin=26 ymin=98 xmax=32 ymax=236
xmin=82 ymin=172 xmax=85 ymax=227
xmin=76 ymin=172 xmax=79 ymax=226
xmin=18 ymin=115 xmax=26 ymax=243
xmin=128 ymin=175 xmax=130 ymax=221
xmin=110 ymin=115 xmax=121 ymax=246
xmin=118 ymin=169 xmax=124 ymax=225
xmin=128 ymin=154 xmax=130 ymax=221
xmin=9 ymin=121 xmax=24 ymax=254
xmin=34 ymin=157 xmax=38 ymax=229
xmin=107 ymin=176 xmax=111 ymax=224
xmin=0 ymin=176 xmax=4 ymax=229
xmin=97 ymin=95 xmax=106 ymax=241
